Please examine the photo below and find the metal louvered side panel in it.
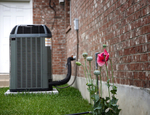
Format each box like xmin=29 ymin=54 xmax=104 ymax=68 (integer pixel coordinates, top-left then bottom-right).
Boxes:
xmin=37 ymin=38 xmax=41 ymax=87
xmin=27 ymin=38 xmax=31 ymax=88
xmin=22 ymin=38 xmax=26 ymax=88
xmin=16 ymin=37 xmax=42 ymax=89
xmin=17 ymin=39 xmax=21 ymax=88
xmin=32 ymin=38 xmax=36 ymax=88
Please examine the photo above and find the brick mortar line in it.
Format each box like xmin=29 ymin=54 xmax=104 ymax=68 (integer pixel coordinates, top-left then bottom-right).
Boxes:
xmin=113 ymin=71 xmax=149 ymax=75
xmin=80 ymin=1 xmax=149 ymax=37
xmin=112 ymin=77 xmax=147 ymax=80
xmin=111 ymin=50 xmax=150 ymax=57
xmin=114 ymin=61 xmax=150 ymax=65
xmin=111 ymin=41 xmax=150 ymax=53
xmin=117 ymin=45 xmax=150 ymax=55
xmin=77 ymin=0 xmax=118 ymax=32
xmin=90 ymin=0 xmax=147 ymax=30
xmin=79 ymin=0 xmax=125 ymax=33
xmin=87 ymin=9 xmax=150 ymax=42
xmin=78 ymin=38 xmax=150 ymax=56
xmin=96 ymin=0 xmax=146 ymax=27
xmin=79 ymin=32 xmax=150 ymax=48
xmin=84 ymin=23 xmax=150 ymax=51
xmin=99 ymin=13 xmax=150 ymax=40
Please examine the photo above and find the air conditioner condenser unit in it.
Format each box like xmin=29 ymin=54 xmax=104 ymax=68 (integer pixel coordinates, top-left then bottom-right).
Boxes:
xmin=9 ymin=25 xmax=52 ymax=92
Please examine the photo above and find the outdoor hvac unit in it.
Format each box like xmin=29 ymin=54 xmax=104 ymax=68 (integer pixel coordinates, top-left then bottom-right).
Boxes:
xmin=9 ymin=25 xmax=52 ymax=92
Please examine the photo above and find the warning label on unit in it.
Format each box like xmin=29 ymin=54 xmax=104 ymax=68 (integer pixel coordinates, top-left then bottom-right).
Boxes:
xmin=45 ymin=38 xmax=52 ymax=47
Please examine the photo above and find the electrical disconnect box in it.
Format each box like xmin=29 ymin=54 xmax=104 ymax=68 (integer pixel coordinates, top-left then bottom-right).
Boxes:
xmin=74 ymin=18 xmax=79 ymax=30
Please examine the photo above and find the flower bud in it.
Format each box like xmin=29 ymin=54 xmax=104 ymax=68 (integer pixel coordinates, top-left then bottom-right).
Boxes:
xmin=87 ymin=56 xmax=93 ymax=61
xmin=103 ymin=44 xmax=107 ymax=48
xmin=82 ymin=52 xmax=88 ymax=58
xmin=76 ymin=61 xmax=82 ymax=66
xmin=94 ymin=70 xmax=100 ymax=75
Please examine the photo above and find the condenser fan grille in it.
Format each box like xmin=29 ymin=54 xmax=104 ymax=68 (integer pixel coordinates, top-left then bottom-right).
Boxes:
xmin=16 ymin=38 xmax=42 ymax=89
xmin=17 ymin=25 xmax=45 ymax=34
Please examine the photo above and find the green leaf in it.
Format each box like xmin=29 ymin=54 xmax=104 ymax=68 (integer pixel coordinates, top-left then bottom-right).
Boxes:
xmin=107 ymin=79 xmax=110 ymax=83
xmin=105 ymin=97 xmax=110 ymax=101
xmin=86 ymin=83 xmax=92 ymax=86
xmin=94 ymin=106 xmax=102 ymax=111
xmin=110 ymin=96 xmax=118 ymax=105
xmin=111 ymin=89 xmax=117 ymax=95
xmin=105 ymin=79 xmax=111 ymax=88
xmin=110 ymin=85 xmax=117 ymax=95
xmin=112 ymin=85 xmax=117 ymax=90
xmin=106 ymin=83 xmax=110 ymax=88
xmin=112 ymin=104 xmax=117 ymax=107
xmin=94 ymin=94 xmax=100 ymax=102
xmin=105 ymin=109 xmax=114 ymax=115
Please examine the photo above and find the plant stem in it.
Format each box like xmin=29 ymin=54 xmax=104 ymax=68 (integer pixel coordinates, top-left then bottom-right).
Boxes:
xmin=110 ymin=59 xmax=114 ymax=86
xmin=84 ymin=58 xmax=91 ymax=104
xmin=89 ymin=61 xmax=92 ymax=83
xmin=81 ymin=64 xmax=88 ymax=83
xmin=105 ymin=64 xmax=110 ymax=99
xmin=89 ymin=86 xmax=91 ymax=104
xmin=84 ymin=58 xmax=90 ymax=82
xmin=89 ymin=61 xmax=93 ymax=104
xmin=99 ymin=67 xmax=102 ymax=97
xmin=96 ymin=75 xmax=98 ymax=94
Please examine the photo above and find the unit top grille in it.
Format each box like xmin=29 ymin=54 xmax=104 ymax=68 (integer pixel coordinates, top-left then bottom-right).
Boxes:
xmin=10 ymin=24 xmax=52 ymax=38
xmin=17 ymin=25 xmax=45 ymax=34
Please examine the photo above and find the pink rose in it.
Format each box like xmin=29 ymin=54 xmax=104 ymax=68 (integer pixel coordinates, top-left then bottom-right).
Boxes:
xmin=97 ymin=49 xmax=109 ymax=66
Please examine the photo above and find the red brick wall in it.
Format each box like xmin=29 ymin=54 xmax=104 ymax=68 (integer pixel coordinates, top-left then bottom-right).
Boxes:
xmin=33 ymin=0 xmax=150 ymax=88
xmin=66 ymin=0 xmax=150 ymax=88
xmin=33 ymin=0 xmax=67 ymax=74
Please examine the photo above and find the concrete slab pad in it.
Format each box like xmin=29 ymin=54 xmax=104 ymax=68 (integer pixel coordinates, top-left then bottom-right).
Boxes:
xmin=4 ymin=88 xmax=58 ymax=95
xmin=0 ymin=74 xmax=9 ymax=79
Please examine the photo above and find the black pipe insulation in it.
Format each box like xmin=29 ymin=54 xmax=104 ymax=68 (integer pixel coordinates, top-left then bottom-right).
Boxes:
xmin=49 ymin=0 xmax=56 ymax=30
xmin=49 ymin=56 xmax=75 ymax=87
xmin=66 ymin=111 xmax=92 ymax=115
xmin=55 ymin=29 xmax=79 ymax=89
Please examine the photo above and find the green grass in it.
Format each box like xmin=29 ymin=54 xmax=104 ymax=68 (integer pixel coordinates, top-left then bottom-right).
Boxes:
xmin=0 ymin=86 xmax=91 ymax=115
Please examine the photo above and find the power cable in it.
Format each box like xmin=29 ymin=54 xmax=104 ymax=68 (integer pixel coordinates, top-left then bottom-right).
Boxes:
xmin=49 ymin=0 xmax=56 ymax=30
